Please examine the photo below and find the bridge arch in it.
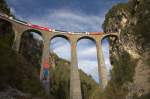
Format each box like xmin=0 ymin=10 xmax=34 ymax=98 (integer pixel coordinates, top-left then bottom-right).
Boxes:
xmin=49 ymin=34 xmax=71 ymax=60
xmin=19 ymin=29 xmax=44 ymax=75
xmin=49 ymin=34 xmax=70 ymax=59
xmin=98 ymin=33 xmax=118 ymax=87
xmin=77 ymin=36 xmax=100 ymax=98
xmin=100 ymin=33 xmax=118 ymax=60
xmin=50 ymin=34 xmax=70 ymax=43
xmin=0 ymin=18 xmax=15 ymax=46
xmin=77 ymin=36 xmax=96 ymax=43
xmin=22 ymin=29 xmax=43 ymax=37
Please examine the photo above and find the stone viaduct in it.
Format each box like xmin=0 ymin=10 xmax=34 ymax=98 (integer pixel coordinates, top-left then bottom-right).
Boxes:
xmin=0 ymin=13 xmax=118 ymax=99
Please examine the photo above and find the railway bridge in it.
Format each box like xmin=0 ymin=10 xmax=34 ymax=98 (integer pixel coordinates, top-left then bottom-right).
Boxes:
xmin=0 ymin=13 xmax=118 ymax=99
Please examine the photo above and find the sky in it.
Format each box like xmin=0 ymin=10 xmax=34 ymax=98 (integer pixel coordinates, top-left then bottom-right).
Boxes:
xmin=6 ymin=0 xmax=128 ymax=83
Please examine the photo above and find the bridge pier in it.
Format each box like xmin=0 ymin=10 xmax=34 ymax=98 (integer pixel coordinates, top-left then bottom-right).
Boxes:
xmin=96 ymin=40 xmax=108 ymax=90
xmin=40 ymin=37 xmax=50 ymax=95
xmin=12 ymin=30 xmax=22 ymax=52
xmin=70 ymin=39 xmax=82 ymax=99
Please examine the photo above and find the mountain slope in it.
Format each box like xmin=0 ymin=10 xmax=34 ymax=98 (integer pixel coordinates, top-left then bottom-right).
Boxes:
xmin=49 ymin=52 xmax=101 ymax=99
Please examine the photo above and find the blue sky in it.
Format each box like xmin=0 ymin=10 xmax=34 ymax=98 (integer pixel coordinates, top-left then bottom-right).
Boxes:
xmin=6 ymin=0 xmax=127 ymax=83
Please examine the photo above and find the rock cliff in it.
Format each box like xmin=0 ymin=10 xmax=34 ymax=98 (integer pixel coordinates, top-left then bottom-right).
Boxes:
xmin=102 ymin=0 xmax=150 ymax=98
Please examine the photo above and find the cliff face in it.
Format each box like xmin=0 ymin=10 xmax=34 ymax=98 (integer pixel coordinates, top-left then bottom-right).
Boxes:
xmin=103 ymin=0 xmax=150 ymax=98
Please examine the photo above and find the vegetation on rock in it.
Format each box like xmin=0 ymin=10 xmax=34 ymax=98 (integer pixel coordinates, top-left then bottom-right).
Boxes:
xmin=102 ymin=0 xmax=150 ymax=99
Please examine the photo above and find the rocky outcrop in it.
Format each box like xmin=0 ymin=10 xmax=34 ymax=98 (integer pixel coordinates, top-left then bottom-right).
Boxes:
xmin=103 ymin=0 xmax=150 ymax=98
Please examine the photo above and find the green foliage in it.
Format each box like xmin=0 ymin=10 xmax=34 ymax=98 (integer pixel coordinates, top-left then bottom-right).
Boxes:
xmin=79 ymin=70 xmax=100 ymax=99
xmin=0 ymin=3 xmax=47 ymax=97
xmin=111 ymin=51 xmax=137 ymax=85
xmin=0 ymin=27 xmax=46 ymax=97
xmin=0 ymin=43 xmax=46 ymax=96
xmin=104 ymin=83 xmax=128 ymax=99
xmin=21 ymin=79 xmax=45 ymax=97
xmin=0 ymin=19 xmax=15 ymax=47
xmin=99 ymin=51 xmax=137 ymax=99
xmin=49 ymin=53 xmax=101 ymax=99
xmin=50 ymin=56 xmax=70 ymax=99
